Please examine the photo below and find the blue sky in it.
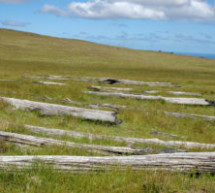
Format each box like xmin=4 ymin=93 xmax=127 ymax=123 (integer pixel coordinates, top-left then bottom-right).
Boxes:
xmin=0 ymin=0 xmax=215 ymax=54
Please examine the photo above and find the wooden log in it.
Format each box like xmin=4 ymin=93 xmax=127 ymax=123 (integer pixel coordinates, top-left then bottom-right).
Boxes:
xmin=144 ymin=90 xmax=159 ymax=94
xmin=33 ymin=81 xmax=66 ymax=86
xmin=0 ymin=97 xmax=119 ymax=123
xmin=89 ymin=85 xmax=133 ymax=92
xmin=167 ymin=91 xmax=202 ymax=97
xmin=90 ymin=87 xmax=202 ymax=97
xmin=0 ymin=153 xmax=215 ymax=173
xmin=24 ymin=125 xmax=215 ymax=149
xmin=85 ymin=91 xmax=213 ymax=106
xmin=165 ymin=111 xmax=215 ymax=122
xmin=74 ymin=77 xmax=175 ymax=87
xmin=0 ymin=131 xmax=146 ymax=155
xmin=63 ymin=98 xmax=126 ymax=110
xmin=23 ymin=75 xmax=69 ymax=81
xmin=0 ymin=79 xmax=16 ymax=82
xmin=143 ymin=90 xmax=202 ymax=97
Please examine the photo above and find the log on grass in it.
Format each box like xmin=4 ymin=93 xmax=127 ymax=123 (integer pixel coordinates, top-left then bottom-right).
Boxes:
xmin=89 ymin=85 xmax=133 ymax=92
xmin=143 ymin=90 xmax=202 ymax=97
xmin=74 ymin=77 xmax=175 ymax=87
xmin=0 ymin=131 xmax=146 ymax=155
xmin=24 ymin=125 xmax=215 ymax=149
xmin=0 ymin=153 xmax=215 ymax=173
xmin=85 ymin=91 xmax=213 ymax=106
xmin=167 ymin=91 xmax=202 ymax=97
xmin=165 ymin=111 xmax=215 ymax=122
xmin=23 ymin=75 xmax=69 ymax=81
xmin=33 ymin=81 xmax=66 ymax=86
xmin=0 ymin=97 xmax=119 ymax=123
xmin=63 ymin=98 xmax=126 ymax=110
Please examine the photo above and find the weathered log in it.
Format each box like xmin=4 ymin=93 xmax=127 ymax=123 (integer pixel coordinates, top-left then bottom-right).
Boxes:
xmin=89 ymin=85 xmax=133 ymax=92
xmin=23 ymin=75 xmax=69 ymax=81
xmin=33 ymin=81 xmax=66 ymax=86
xmin=167 ymin=91 xmax=202 ymax=96
xmin=165 ymin=111 xmax=215 ymax=122
xmin=0 ymin=153 xmax=215 ymax=173
xmin=90 ymin=87 xmax=202 ymax=97
xmin=144 ymin=90 xmax=159 ymax=94
xmin=74 ymin=77 xmax=175 ymax=87
xmin=143 ymin=90 xmax=202 ymax=96
xmin=0 ymin=131 xmax=146 ymax=155
xmin=85 ymin=91 xmax=212 ymax=106
xmin=24 ymin=125 xmax=215 ymax=149
xmin=63 ymin=97 xmax=126 ymax=110
xmin=0 ymin=97 xmax=119 ymax=123
xmin=0 ymin=79 xmax=16 ymax=82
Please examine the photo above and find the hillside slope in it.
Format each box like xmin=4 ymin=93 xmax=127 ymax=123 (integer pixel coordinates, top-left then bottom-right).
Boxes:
xmin=1 ymin=28 xmax=215 ymax=193
xmin=0 ymin=28 xmax=215 ymax=84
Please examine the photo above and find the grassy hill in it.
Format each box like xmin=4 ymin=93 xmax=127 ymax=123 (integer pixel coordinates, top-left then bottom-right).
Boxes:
xmin=0 ymin=28 xmax=215 ymax=193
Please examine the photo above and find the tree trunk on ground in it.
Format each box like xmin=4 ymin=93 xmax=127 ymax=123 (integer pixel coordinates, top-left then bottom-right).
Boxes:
xmin=85 ymin=91 xmax=212 ymax=106
xmin=74 ymin=77 xmax=176 ymax=87
xmin=0 ymin=153 xmax=215 ymax=173
xmin=0 ymin=131 xmax=147 ymax=155
xmin=33 ymin=81 xmax=66 ymax=86
xmin=165 ymin=111 xmax=215 ymax=121
xmin=0 ymin=97 xmax=120 ymax=123
xmin=24 ymin=125 xmax=215 ymax=149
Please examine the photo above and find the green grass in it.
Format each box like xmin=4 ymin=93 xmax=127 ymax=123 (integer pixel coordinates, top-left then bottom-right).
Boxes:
xmin=0 ymin=28 xmax=215 ymax=192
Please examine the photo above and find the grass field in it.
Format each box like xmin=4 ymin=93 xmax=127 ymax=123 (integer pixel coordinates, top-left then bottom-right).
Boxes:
xmin=0 ymin=28 xmax=215 ymax=192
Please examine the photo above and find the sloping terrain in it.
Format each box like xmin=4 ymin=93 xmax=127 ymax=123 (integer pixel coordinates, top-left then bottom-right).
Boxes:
xmin=0 ymin=28 xmax=215 ymax=193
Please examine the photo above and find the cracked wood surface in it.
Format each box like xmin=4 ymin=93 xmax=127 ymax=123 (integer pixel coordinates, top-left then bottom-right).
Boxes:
xmin=24 ymin=125 xmax=215 ymax=149
xmin=0 ymin=153 xmax=215 ymax=173
xmin=0 ymin=97 xmax=119 ymax=123
xmin=85 ymin=91 xmax=212 ymax=106
xmin=0 ymin=131 xmax=146 ymax=155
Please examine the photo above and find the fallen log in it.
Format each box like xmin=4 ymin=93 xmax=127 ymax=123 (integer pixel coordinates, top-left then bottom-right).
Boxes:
xmin=0 ymin=97 xmax=119 ymax=123
xmin=144 ymin=90 xmax=159 ymax=94
xmin=167 ymin=91 xmax=202 ymax=97
xmin=33 ymin=81 xmax=66 ymax=86
xmin=63 ymin=98 xmax=126 ymax=110
xmin=89 ymin=85 xmax=133 ymax=92
xmin=0 ymin=79 xmax=16 ymax=82
xmin=165 ymin=111 xmax=215 ymax=122
xmin=90 ymin=87 xmax=202 ymax=97
xmin=23 ymin=75 xmax=69 ymax=81
xmin=0 ymin=131 xmax=146 ymax=155
xmin=74 ymin=77 xmax=175 ymax=87
xmin=143 ymin=90 xmax=202 ymax=97
xmin=24 ymin=125 xmax=215 ymax=149
xmin=0 ymin=153 xmax=215 ymax=173
xmin=85 ymin=91 xmax=213 ymax=106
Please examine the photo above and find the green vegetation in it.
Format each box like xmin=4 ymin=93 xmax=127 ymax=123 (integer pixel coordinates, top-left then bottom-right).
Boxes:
xmin=0 ymin=28 xmax=215 ymax=192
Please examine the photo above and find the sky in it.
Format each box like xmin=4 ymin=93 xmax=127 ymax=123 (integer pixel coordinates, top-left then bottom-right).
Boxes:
xmin=0 ymin=0 xmax=215 ymax=54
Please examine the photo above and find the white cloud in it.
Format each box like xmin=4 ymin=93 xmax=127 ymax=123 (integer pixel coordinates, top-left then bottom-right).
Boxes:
xmin=41 ymin=0 xmax=215 ymax=22
xmin=110 ymin=0 xmax=190 ymax=6
xmin=1 ymin=20 xmax=30 ymax=27
xmin=0 ymin=0 xmax=29 ymax=4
